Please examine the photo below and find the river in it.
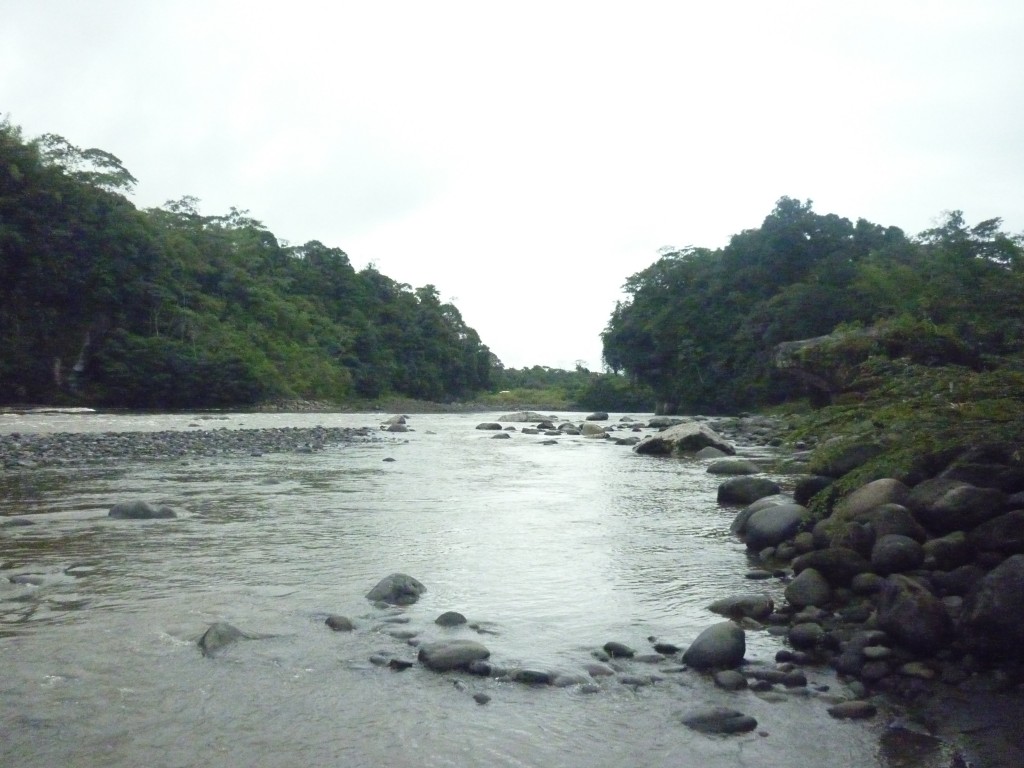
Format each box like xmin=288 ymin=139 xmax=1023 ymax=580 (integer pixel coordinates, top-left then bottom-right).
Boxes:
xmin=1 ymin=410 xmax=900 ymax=767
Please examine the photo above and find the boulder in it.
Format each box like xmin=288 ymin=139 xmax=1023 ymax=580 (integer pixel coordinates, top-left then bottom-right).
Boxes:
xmin=680 ymin=707 xmax=757 ymax=734
xmin=914 ymin=484 xmax=1008 ymax=534
xmin=857 ymin=503 xmax=928 ymax=542
xmin=475 ymin=422 xmax=503 ymax=431
xmin=634 ymin=423 xmax=735 ymax=457
xmin=647 ymin=416 xmax=684 ymax=429
xmin=833 ymin=479 xmax=912 ymax=522
xmin=717 ymin=477 xmax=782 ymax=506
xmin=682 ymin=621 xmax=745 ymax=670
xmin=707 ymin=594 xmax=774 ymax=621
xmin=198 ymin=622 xmax=252 ymax=656
xmin=959 ymin=554 xmax=1024 ymax=659
xmin=792 ymin=547 xmax=871 ymax=586
xmin=785 ymin=567 xmax=832 ymax=608
xmin=742 ymin=503 xmax=810 ymax=550
xmin=967 ymin=509 xmax=1024 ymax=554
xmin=365 ymin=573 xmax=427 ymax=605
xmin=871 ymin=534 xmax=925 ymax=575
xmin=435 ymin=611 xmax=468 ymax=627
xmin=580 ymin=422 xmax=609 ymax=437
xmin=325 ymin=615 xmax=354 ymax=631
xmin=730 ymin=494 xmax=793 ymax=536
xmin=109 ymin=501 xmax=177 ymax=519
xmin=921 ymin=531 xmax=973 ymax=571
xmin=706 ymin=459 xmax=762 ymax=476
xmin=418 ymin=640 xmax=491 ymax=671
xmin=876 ymin=575 xmax=953 ymax=654
xmin=585 ymin=411 xmax=609 ymax=421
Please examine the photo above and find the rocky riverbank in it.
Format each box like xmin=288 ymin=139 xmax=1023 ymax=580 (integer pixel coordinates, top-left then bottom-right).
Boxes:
xmin=0 ymin=424 xmax=379 ymax=469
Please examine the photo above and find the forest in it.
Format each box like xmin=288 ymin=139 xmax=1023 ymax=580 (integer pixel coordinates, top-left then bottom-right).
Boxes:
xmin=0 ymin=119 xmax=496 ymax=408
xmin=602 ymin=196 xmax=1024 ymax=414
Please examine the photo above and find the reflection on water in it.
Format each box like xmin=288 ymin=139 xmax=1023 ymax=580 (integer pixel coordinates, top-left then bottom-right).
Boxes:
xmin=1 ymin=412 xmax=888 ymax=768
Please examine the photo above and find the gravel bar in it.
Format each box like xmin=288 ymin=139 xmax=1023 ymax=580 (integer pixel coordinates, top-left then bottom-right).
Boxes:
xmin=0 ymin=426 xmax=381 ymax=469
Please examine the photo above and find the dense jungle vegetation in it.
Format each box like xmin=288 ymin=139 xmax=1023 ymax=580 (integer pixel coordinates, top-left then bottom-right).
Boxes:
xmin=603 ymin=196 xmax=1024 ymax=414
xmin=0 ymin=119 xmax=498 ymax=408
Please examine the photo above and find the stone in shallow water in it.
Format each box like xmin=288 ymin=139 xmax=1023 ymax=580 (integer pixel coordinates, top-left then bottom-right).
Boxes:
xmin=417 ymin=640 xmax=490 ymax=672
xmin=365 ymin=573 xmax=426 ymax=605
xmin=325 ymin=615 xmax=354 ymax=632
xmin=827 ymin=700 xmax=877 ymax=719
xmin=680 ymin=707 xmax=757 ymax=734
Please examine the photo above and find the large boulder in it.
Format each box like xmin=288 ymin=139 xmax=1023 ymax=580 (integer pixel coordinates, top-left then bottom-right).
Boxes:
xmin=730 ymin=494 xmax=793 ymax=536
xmin=682 ymin=621 xmax=745 ymax=669
xmin=585 ymin=412 xmax=609 ymax=421
xmin=968 ymin=509 xmax=1024 ymax=554
xmin=634 ymin=423 xmax=735 ymax=457
xmin=913 ymin=484 xmax=1008 ymax=534
xmin=833 ymin=479 xmax=912 ymax=522
xmin=109 ymin=501 xmax=177 ymax=519
xmin=366 ymin=573 xmax=427 ymax=605
xmin=785 ymin=567 xmax=832 ymax=608
xmin=418 ymin=640 xmax=491 ymax=671
xmin=870 ymin=534 xmax=925 ymax=575
xmin=742 ymin=503 xmax=811 ymax=550
xmin=580 ymin=422 xmax=609 ymax=437
xmin=857 ymin=503 xmax=928 ymax=542
xmin=876 ymin=575 xmax=953 ymax=654
xmin=959 ymin=554 xmax=1024 ymax=659
xmin=717 ymin=477 xmax=782 ymax=506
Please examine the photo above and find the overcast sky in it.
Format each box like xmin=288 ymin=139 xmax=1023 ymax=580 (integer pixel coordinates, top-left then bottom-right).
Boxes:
xmin=3 ymin=1 xmax=1023 ymax=370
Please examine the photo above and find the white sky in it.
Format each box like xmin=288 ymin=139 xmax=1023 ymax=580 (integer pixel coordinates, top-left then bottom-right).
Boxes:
xmin=3 ymin=1 xmax=1023 ymax=370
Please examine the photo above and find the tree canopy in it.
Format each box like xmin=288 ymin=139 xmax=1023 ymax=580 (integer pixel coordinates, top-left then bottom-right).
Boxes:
xmin=602 ymin=197 xmax=1024 ymax=413
xmin=0 ymin=118 xmax=493 ymax=407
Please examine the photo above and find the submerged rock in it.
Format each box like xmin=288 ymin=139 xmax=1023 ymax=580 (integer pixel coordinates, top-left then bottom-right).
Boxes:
xmin=682 ymin=621 xmax=745 ymax=669
xmin=198 ymin=622 xmax=250 ymax=656
xmin=680 ymin=706 xmax=757 ymax=734
xmin=109 ymin=501 xmax=177 ymax=519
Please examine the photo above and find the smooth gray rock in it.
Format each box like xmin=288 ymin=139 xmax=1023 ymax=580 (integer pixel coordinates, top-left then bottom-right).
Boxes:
xmin=680 ymin=706 xmax=757 ymax=734
xmin=785 ymin=567 xmax=832 ymax=608
xmin=877 ymin=575 xmax=953 ymax=654
xmin=682 ymin=622 xmax=745 ymax=670
xmin=718 ymin=477 xmax=782 ymax=506
xmin=708 ymin=594 xmax=774 ymax=621
xmin=914 ymin=484 xmax=1008 ymax=534
xmin=634 ymin=422 xmax=735 ymax=457
xmin=827 ymin=700 xmax=877 ymax=719
xmin=743 ymin=503 xmax=810 ymax=550
xmin=109 ymin=501 xmax=177 ymax=519
xmin=792 ymin=547 xmax=871 ymax=586
xmin=198 ymin=622 xmax=250 ymax=656
xmin=325 ymin=615 xmax=354 ymax=631
xmin=435 ymin=611 xmax=468 ymax=627
xmin=871 ymin=534 xmax=925 ymax=575
xmin=968 ymin=510 xmax=1024 ymax=554
xmin=833 ymin=479 xmax=912 ymax=521
xmin=707 ymin=459 xmax=762 ymax=476
xmin=366 ymin=573 xmax=427 ymax=605
xmin=418 ymin=640 xmax=491 ymax=671
xmin=475 ymin=422 xmax=503 ymax=430
xmin=959 ymin=554 xmax=1024 ymax=658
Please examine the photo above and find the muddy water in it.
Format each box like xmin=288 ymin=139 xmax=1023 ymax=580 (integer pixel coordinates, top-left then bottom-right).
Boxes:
xmin=0 ymin=411 xmax=894 ymax=767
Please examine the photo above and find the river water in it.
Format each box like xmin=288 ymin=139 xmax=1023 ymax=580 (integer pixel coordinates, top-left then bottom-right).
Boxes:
xmin=0 ymin=411 xmax=894 ymax=767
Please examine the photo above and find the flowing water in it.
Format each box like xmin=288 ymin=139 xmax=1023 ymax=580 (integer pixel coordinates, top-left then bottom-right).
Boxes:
xmin=0 ymin=411 xmax=894 ymax=767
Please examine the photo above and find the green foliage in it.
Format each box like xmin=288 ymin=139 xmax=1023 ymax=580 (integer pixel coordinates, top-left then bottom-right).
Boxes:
xmin=790 ymin=359 xmax=1024 ymax=512
xmin=603 ymin=197 xmax=1024 ymax=414
xmin=0 ymin=120 xmax=494 ymax=407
